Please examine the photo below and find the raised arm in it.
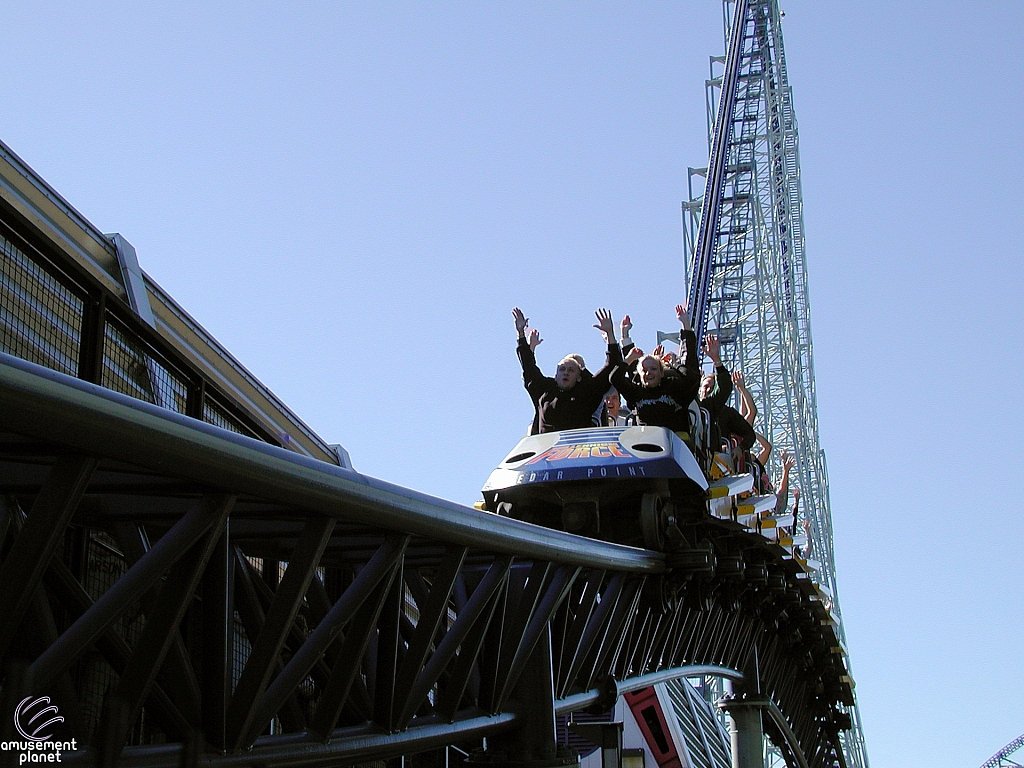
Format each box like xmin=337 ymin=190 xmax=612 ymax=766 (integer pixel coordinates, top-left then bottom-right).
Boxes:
xmin=755 ymin=431 xmax=772 ymax=466
xmin=773 ymin=450 xmax=795 ymax=515
xmin=675 ymin=303 xmax=692 ymax=332
xmin=593 ymin=307 xmax=617 ymax=345
xmin=513 ymin=307 xmax=546 ymax=395
xmin=703 ymin=332 xmax=722 ymax=368
xmin=620 ymin=314 xmax=633 ymax=352
xmin=591 ymin=308 xmax=622 ymax=390
xmin=801 ymin=518 xmax=813 ymax=558
xmin=701 ymin=333 xmax=733 ymax=409
xmin=609 ymin=360 xmax=642 ymax=402
xmin=512 ymin=307 xmax=529 ymax=341
xmin=674 ymin=304 xmax=701 ymax=386
xmin=528 ymin=328 xmax=543 ymax=353
xmin=732 ymin=371 xmax=758 ymax=425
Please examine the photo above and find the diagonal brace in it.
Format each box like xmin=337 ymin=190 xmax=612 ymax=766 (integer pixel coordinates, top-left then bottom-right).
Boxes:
xmin=30 ymin=496 xmax=220 ymax=689
xmin=397 ymin=555 xmax=512 ymax=729
xmin=226 ymin=516 xmax=335 ymax=749
xmin=96 ymin=495 xmax=234 ymax=764
xmin=0 ymin=456 xmax=97 ymax=661
xmin=249 ymin=535 xmax=409 ymax=741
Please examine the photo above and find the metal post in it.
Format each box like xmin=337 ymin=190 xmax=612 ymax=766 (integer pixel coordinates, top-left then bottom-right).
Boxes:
xmin=471 ymin=624 xmax=578 ymax=767
xmin=568 ymin=722 xmax=623 ymax=768
xmin=718 ymin=648 xmax=764 ymax=768
xmin=518 ymin=624 xmax=558 ymax=763
xmin=722 ymin=688 xmax=764 ymax=768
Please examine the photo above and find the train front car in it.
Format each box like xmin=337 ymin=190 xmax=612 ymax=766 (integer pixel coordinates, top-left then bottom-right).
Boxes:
xmin=482 ymin=426 xmax=708 ymax=549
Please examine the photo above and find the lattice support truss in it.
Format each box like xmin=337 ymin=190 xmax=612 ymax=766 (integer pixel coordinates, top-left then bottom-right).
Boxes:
xmin=980 ymin=733 xmax=1024 ymax=768
xmin=683 ymin=2 xmax=870 ymax=766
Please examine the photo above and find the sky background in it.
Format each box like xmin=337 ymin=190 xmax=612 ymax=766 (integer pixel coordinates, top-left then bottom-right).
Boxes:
xmin=3 ymin=2 xmax=1023 ymax=766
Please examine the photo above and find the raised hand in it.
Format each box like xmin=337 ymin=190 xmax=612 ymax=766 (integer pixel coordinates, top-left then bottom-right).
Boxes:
xmin=652 ymin=344 xmax=665 ymax=358
xmin=781 ymin=450 xmax=795 ymax=473
xmin=675 ymin=303 xmax=692 ymax=331
xmin=703 ymin=333 xmax=721 ymax=364
xmin=512 ymin=307 xmax=529 ymax=336
xmin=528 ymin=328 xmax=543 ymax=352
xmin=593 ymin=308 xmax=616 ymax=342
xmin=625 ymin=346 xmax=643 ymax=365
xmin=732 ymin=370 xmax=746 ymax=388
xmin=620 ymin=314 xmax=632 ymax=339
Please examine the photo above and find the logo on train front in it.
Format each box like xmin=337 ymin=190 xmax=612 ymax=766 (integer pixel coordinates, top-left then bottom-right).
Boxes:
xmin=2 ymin=697 xmax=77 ymax=764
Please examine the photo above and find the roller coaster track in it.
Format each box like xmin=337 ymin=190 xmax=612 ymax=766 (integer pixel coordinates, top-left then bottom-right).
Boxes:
xmin=0 ymin=7 xmax=855 ymax=760
xmin=0 ymin=351 xmax=851 ymax=768
xmin=980 ymin=733 xmax=1024 ymax=768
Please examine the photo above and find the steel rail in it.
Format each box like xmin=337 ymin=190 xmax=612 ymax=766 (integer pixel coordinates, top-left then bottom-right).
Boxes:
xmin=980 ymin=733 xmax=1024 ymax=768
xmin=685 ymin=0 xmax=750 ymax=341
xmin=729 ymin=700 xmax=806 ymax=768
xmin=0 ymin=352 xmax=663 ymax=573
xmin=554 ymin=665 xmax=744 ymax=714
xmin=60 ymin=712 xmax=519 ymax=768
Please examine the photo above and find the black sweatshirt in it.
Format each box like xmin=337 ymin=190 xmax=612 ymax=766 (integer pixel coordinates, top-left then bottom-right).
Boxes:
xmin=517 ymin=339 xmax=622 ymax=434
xmin=610 ymin=330 xmax=701 ymax=433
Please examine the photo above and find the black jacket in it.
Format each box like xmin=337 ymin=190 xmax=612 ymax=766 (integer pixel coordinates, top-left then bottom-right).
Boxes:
xmin=699 ymin=364 xmax=733 ymax=449
xmin=518 ymin=340 xmax=622 ymax=434
xmin=610 ymin=330 xmax=701 ymax=433
xmin=718 ymin=404 xmax=756 ymax=451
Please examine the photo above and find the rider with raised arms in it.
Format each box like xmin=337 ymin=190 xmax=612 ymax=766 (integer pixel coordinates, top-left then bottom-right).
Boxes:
xmin=609 ymin=303 xmax=702 ymax=438
xmin=513 ymin=307 xmax=621 ymax=434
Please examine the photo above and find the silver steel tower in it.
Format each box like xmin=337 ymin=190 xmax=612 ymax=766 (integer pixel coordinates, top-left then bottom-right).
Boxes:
xmin=683 ymin=2 xmax=870 ymax=766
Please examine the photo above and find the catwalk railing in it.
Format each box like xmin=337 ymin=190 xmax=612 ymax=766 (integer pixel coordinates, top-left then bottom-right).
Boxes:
xmin=0 ymin=138 xmax=338 ymax=464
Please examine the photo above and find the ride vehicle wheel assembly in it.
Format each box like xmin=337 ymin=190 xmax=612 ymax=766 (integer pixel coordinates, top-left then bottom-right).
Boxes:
xmin=640 ymin=493 xmax=669 ymax=550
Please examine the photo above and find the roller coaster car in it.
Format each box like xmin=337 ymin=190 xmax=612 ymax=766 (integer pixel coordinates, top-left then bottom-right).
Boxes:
xmin=481 ymin=426 xmax=709 ymax=550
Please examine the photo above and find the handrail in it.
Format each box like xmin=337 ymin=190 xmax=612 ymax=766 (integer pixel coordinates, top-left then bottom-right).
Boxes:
xmin=0 ymin=352 xmax=664 ymax=573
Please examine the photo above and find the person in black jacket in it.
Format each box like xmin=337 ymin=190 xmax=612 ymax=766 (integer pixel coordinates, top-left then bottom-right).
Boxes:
xmin=697 ymin=333 xmax=734 ymax=451
xmin=610 ymin=304 xmax=702 ymax=438
xmin=718 ymin=404 xmax=756 ymax=451
xmin=512 ymin=307 xmax=621 ymax=434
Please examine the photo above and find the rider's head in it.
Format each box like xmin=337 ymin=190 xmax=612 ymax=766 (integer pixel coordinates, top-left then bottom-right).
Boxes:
xmin=699 ymin=373 xmax=716 ymax=399
xmin=604 ymin=389 xmax=620 ymax=418
xmin=555 ymin=356 xmax=584 ymax=390
xmin=638 ymin=355 xmax=664 ymax=388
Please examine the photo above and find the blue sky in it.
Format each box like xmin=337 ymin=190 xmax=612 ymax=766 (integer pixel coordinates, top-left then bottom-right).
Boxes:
xmin=3 ymin=2 xmax=1023 ymax=766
